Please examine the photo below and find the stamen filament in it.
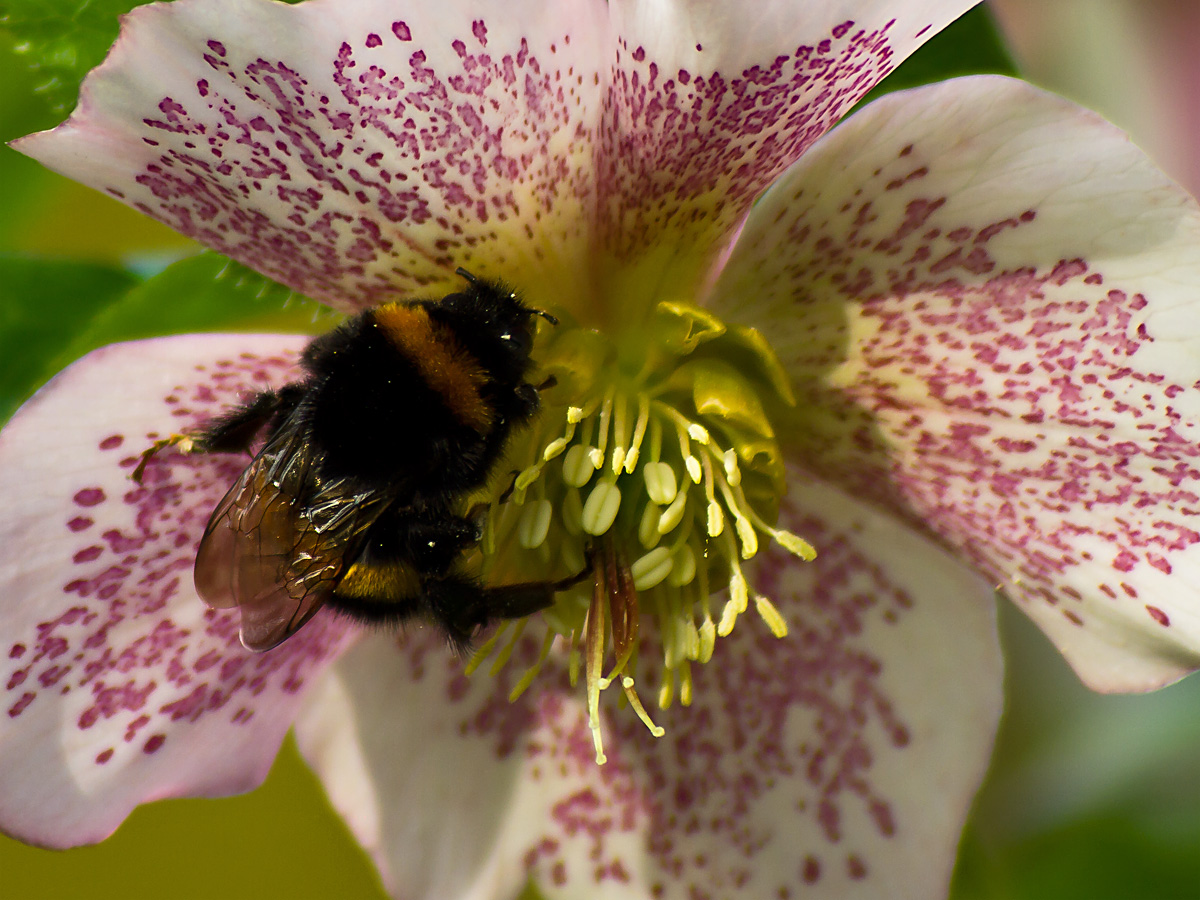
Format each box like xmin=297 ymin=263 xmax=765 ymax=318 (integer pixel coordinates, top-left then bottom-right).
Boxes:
xmin=592 ymin=386 xmax=615 ymax=470
xmin=465 ymin=622 xmax=508 ymax=675
xmin=624 ymin=394 xmax=650 ymax=473
xmin=714 ymin=474 xmax=758 ymax=558
xmin=509 ymin=628 xmax=557 ymax=701
xmin=611 ymin=392 xmax=628 ymax=474
xmin=490 ymin=617 xmax=527 ymax=675
xmin=732 ymin=482 xmax=818 ymax=561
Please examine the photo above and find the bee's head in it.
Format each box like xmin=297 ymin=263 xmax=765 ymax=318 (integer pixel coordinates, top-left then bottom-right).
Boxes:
xmin=439 ymin=268 xmax=556 ymax=378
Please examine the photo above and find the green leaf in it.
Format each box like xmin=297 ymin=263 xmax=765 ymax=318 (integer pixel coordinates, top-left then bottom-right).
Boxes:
xmin=47 ymin=252 xmax=339 ymax=371
xmin=1 ymin=252 xmax=339 ymax=424
xmin=0 ymin=0 xmax=138 ymax=116
xmin=0 ymin=0 xmax=309 ymax=116
xmin=0 ymin=255 xmax=137 ymax=419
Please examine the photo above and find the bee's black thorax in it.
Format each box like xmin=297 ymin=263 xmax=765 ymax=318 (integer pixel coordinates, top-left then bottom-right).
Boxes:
xmin=295 ymin=278 xmax=541 ymax=498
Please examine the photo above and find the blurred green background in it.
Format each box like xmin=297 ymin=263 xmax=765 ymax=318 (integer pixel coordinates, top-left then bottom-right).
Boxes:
xmin=4 ymin=4 xmax=1200 ymax=898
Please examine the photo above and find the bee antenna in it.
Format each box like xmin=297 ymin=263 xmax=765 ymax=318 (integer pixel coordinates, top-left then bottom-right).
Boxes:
xmin=533 ymin=308 xmax=559 ymax=326
xmin=455 ymin=266 xmax=479 ymax=284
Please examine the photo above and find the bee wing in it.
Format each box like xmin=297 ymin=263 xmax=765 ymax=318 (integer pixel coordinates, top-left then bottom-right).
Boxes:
xmin=194 ymin=425 xmax=387 ymax=651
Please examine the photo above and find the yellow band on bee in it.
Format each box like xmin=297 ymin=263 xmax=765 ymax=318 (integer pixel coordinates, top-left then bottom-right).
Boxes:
xmin=374 ymin=303 xmax=495 ymax=432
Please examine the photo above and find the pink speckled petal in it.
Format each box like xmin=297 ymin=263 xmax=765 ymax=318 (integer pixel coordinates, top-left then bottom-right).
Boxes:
xmin=0 ymin=334 xmax=355 ymax=847
xmin=711 ymin=75 xmax=1200 ymax=692
xmin=591 ymin=0 xmax=976 ymax=305
xmin=294 ymin=473 xmax=1001 ymax=900
xmin=14 ymin=0 xmax=609 ymax=313
xmin=590 ymin=0 xmax=974 ymax=309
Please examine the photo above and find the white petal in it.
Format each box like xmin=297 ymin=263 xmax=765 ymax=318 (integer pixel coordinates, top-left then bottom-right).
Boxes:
xmin=14 ymin=0 xmax=609 ymax=313
xmin=0 ymin=334 xmax=355 ymax=847
xmin=711 ymin=75 xmax=1200 ymax=691
xmin=295 ymin=472 xmax=1001 ymax=899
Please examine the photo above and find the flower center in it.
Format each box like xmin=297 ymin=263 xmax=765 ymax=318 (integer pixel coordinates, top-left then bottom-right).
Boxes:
xmin=467 ymin=301 xmax=813 ymax=763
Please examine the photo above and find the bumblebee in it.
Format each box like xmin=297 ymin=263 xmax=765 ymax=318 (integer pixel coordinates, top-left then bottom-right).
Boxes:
xmin=180 ymin=269 xmax=573 ymax=652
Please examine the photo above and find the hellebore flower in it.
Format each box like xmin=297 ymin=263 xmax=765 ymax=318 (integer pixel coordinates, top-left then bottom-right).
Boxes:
xmin=5 ymin=0 xmax=1200 ymax=897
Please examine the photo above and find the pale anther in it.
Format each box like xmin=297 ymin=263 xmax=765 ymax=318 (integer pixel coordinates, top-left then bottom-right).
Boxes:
xmin=667 ymin=543 xmax=696 ymax=586
xmin=679 ymin=661 xmax=694 ymax=707
xmin=657 ymin=489 xmax=689 ymax=533
xmin=611 ymin=393 xmax=628 ymax=474
xmin=561 ymin=487 xmax=584 ymax=536
xmin=638 ymin=504 xmax=663 ymax=548
xmin=717 ymin=599 xmax=739 ymax=637
xmin=582 ymin=480 xmax=622 ymax=535
xmin=773 ymin=529 xmax=818 ymax=561
xmin=517 ymin=498 xmax=553 ymax=549
xmin=631 ymin=547 xmax=673 ymax=590
xmin=735 ymin=514 xmax=758 ymax=558
xmin=562 ymin=444 xmax=596 ymax=487
xmin=644 ymin=461 xmax=678 ymax=505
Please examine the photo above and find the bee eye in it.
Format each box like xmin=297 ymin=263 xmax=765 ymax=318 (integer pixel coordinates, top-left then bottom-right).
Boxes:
xmin=504 ymin=326 xmax=533 ymax=356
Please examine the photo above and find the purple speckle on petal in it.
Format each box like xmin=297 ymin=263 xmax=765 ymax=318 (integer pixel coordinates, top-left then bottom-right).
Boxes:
xmin=73 ymin=488 xmax=106 ymax=507
xmin=8 ymin=692 xmax=34 ymax=718
xmin=72 ymin=546 xmax=103 ymax=564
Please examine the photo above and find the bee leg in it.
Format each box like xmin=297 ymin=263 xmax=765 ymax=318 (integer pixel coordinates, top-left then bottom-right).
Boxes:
xmin=133 ymin=385 xmax=305 ymax=484
xmin=480 ymin=564 xmax=594 ymax=621
xmin=512 ymin=382 xmax=542 ymax=418
xmin=131 ymin=434 xmax=198 ymax=483
xmin=190 ymin=384 xmax=306 ymax=454
xmin=495 ymin=471 xmax=523 ymax=504
xmin=413 ymin=574 xmax=558 ymax=654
